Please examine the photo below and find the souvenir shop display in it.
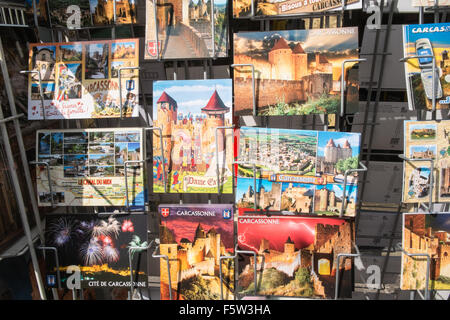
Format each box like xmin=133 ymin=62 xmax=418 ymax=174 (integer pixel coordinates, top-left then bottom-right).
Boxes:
xmin=402 ymin=120 xmax=450 ymax=203
xmin=144 ymin=0 xmax=229 ymax=60
xmin=152 ymin=79 xmax=233 ymax=194
xmin=233 ymin=27 xmax=359 ymax=116
xmin=236 ymin=127 xmax=361 ymax=216
xmin=402 ymin=22 xmax=450 ymax=111
xmin=27 ymin=38 xmax=139 ymax=120
xmin=36 ymin=128 xmax=145 ymax=206
xmin=237 ymin=213 xmax=354 ymax=298
xmin=44 ymin=214 xmax=148 ymax=289
xmin=5 ymin=0 xmax=450 ymax=302
xmin=158 ymin=204 xmax=235 ymax=300
xmin=401 ymin=213 xmax=450 ymax=291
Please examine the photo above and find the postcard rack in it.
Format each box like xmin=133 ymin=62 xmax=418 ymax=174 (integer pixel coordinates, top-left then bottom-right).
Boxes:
xmin=1 ymin=0 xmax=450 ymax=302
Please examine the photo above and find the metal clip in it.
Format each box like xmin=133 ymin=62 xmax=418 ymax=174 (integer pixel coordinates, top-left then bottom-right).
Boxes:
xmin=340 ymin=161 xmax=368 ymax=217
xmin=37 ymin=246 xmax=61 ymax=290
xmin=334 ymin=252 xmax=360 ymax=300
xmin=340 ymin=59 xmax=367 ymax=117
xmin=215 ymin=125 xmax=234 ymax=194
xmin=124 ymin=160 xmax=145 ymax=212
xmin=30 ymin=161 xmax=55 ymax=208
xmin=151 ymin=242 xmax=172 ymax=300
xmin=21 ymin=68 xmax=46 ymax=120
xmin=118 ymin=66 xmax=140 ymax=120
xmin=231 ymin=64 xmax=256 ymax=116
xmin=396 ymin=243 xmax=430 ymax=300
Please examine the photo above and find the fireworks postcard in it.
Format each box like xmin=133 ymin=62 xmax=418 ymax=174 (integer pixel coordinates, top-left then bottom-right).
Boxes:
xmin=401 ymin=213 xmax=450 ymax=291
xmin=36 ymin=128 xmax=146 ymax=207
xmin=403 ymin=120 xmax=450 ymax=203
xmin=44 ymin=214 xmax=148 ymax=289
xmin=144 ymin=0 xmax=228 ymax=60
xmin=233 ymin=0 xmax=361 ymax=18
xmin=237 ymin=212 xmax=354 ymax=299
xmin=233 ymin=27 xmax=359 ymax=116
xmin=27 ymin=38 xmax=139 ymax=120
xmin=402 ymin=23 xmax=450 ymax=111
xmin=158 ymin=204 xmax=235 ymax=300
xmin=152 ymin=79 xmax=233 ymax=194
xmin=236 ymin=127 xmax=361 ymax=216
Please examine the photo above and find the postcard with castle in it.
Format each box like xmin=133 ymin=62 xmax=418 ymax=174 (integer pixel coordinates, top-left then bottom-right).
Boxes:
xmin=36 ymin=128 xmax=146 ymax=206
xmin=158 ymin=204 xmax=234 ymax=300
xmin=237 ymin=213 xmax=354 ymax=298
xmin=152 ymin=79 xmax=233 ymax=194
xmin=233 ymin=0 xmax=361 ymax=18
xmin=233 ymin=27 xmax=359 ymax=116
xmin=402 ymin=23 xmax=450 ymax=111
xmin=236 ymin=127 xmax=361 ymax=217
xmin=44 ymin=214 xmax=148 ymax=289
xmin=412 ymin=0 xmax=450 ymax=6
xmin=27 ymin=38 xmax=139 ymax=120
xmin=144 ymin=0 xmax=228 ymax=60
xmin=402 ymin=120 xmax=450 ymax=203
xmin=401 ymin=213 xmax=450 ymax=291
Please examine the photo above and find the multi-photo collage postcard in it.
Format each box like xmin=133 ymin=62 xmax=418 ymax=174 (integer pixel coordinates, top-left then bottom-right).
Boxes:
xmin=27 ymin=38 xmax=139 ymax=120
xmin=36 ymin=128 xmax=145 ymax=206
xmin=403 ymin=120 xmax=450 ymax=203
xmin=236 ymin=127 xmax=361 ymax=217
xmin=48 ymin=0 xmax=137 ymax=28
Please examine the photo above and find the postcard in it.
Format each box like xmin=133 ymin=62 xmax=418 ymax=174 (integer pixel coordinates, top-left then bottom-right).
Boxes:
xmin=236 ymin=127 xmax=361 ymax=216
xmin=44 ymin=214 xmax=147 ymax=289
xmin=27 ymin=39 xmax=139 ymax=120
xmin=233 ymin=0 xmax=361 ymax=18
xmin=158 ymin=204 xmax=234 ymax=300
xmin=401 ymin=213 xmax=450 ymax=290
xmin=233 ymin=27 xmax=359 ymax=116
xmin=144 ymin=0 xmax=228 ymax=59
xmin=402 ymin=23 xmax=450 ymax=111
xmin=412 ymin=0 xmax=450 ymax=6
xmin=36 ymin=128 xmax=145 ymax=206
xmin=237 ymin=213 xmax=353 ymax=298
xmin=152 ymin=79 xmax=233 ymax=194
xmin=403 ymin=120 xmax=450 ymax=203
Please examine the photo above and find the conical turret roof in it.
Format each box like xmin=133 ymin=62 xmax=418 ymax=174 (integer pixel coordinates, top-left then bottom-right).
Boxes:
xmin=271 ymin=37 xmax=290 ymax=51
xmin=201 ymin=90 xmax=230 ymax=113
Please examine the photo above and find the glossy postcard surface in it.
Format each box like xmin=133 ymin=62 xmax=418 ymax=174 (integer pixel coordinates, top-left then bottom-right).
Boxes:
xmin=237 ymin=213 xmax=353 ymax=298
xmin=158 ymin=204 xmax=234 ymax=300
xmin=412 ymin=0 xmax=450 ymax=6
xmin=403 ymin=120 xmax=450 ymax=203
xmin=45 ymin=214 xmax=147 ymax=289
xmin=236 ymin=127 xmax=361 ymax=216
xmin=144 ymin=0 xmax=228 ymax=60
xmin=401 ymin=213 xmax=450 ymax=290
xmin=153 ymin=79 xmax=233 ymax=193
xmin=27 ymin=39 xmax=139 ymax=119
xmin=233 ymin=0 xmax=361 ymax=18
xmin=402 ymin=23 xmax=450 ymax=111
xmin=36 ymin=128 xmax=145 ymax=206
xmin=233 ymin=27 xmax=359 ymax=116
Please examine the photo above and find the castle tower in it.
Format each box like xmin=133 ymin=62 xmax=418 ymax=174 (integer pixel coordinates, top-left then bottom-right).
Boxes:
xmin=259 ymin=238 xmax=270 ymax=253
xmin=318 ymin=188 xmax=329 ymax=211
xmin=268 ymin=38 xmax=294 ymax=80
xmin=324 ymin=138 xmax=338 ymax=163
xmin=284 ymin=236 xmax=295 ymax=254
xmin=329 ymin=191 xmax=336 ymax=208
xmin=206 ymin=228 xmax=221 ymax=264
xmin=201 ymin=90 xmax=230 ymax=154
xmin=315 ymin=54 xmax=333 ymax=74
xmin=292 ymin=43 xmax=308 ymax=80
xmin=156 ymin=91 xmax=178 ymax=168
xmin=341 ymin=139 xmax=352 ymax=160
